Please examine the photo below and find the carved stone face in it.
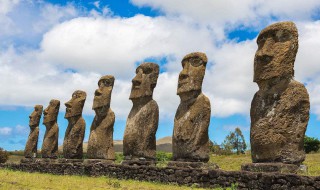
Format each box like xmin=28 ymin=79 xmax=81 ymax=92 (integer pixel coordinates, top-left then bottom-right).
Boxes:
xmin=29 ymin=105 xmax=43 ymax=127
xmin=92 ymin=75 xmax=114 ymax=114
xmin=177 ymin=52 xmax=207 ymax=95
xmin=64 ymin=90 xmax=86 ymax=118
xmin=43 ymin=99 xmax=60 ymax=124
xmin=254 ymin=21 xmax=298 ymax=83
xmin=129 ymin=62 xmax=159 ymax=100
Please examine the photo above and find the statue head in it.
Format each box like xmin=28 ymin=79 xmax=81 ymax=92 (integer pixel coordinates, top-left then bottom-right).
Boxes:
xmin=129 ymin=62 xmax=159 ymax=100
xmin=177 ymin=52 xmax=208 ymax=95
xmin=43 ymin=99 xmax=60 ymax=124
xmin=29 ymin=105 xmax=43 ymax=127
xmin=64 ymin=90 xmax=86 ymax=118
xmin=254 ymin=21 xmax=298 ymax=83
xmin=92 ymin=75 xmax=115 ymax=115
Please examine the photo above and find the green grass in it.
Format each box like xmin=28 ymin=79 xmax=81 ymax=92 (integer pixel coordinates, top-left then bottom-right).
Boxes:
xmin=303 ymin=153 xmax=320 ymax=176
xmin=210 ymin=153 xmax=320 ymax=176
xmin=0 ymin=169 xmax=233 ymax=190
xmin=210 ymin=154 xmax=252 ymax=171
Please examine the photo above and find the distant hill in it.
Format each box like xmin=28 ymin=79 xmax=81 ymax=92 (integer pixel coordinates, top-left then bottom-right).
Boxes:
xmin=58 ymin=136 xmax=172 ymax=153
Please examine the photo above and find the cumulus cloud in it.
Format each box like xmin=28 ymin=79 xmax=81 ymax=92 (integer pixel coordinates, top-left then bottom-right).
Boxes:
xmin=131 ymin=0 xmax=320 ymax=25
xmin=0 ymin=0 xmax=320 ymax=124
xmin=40 ymin=15 xmax=214 ymax=78
xmin=0 ymin=127 xmax=12 ymax=135
xmin=0 ymin=125 xmax=27 ymax=136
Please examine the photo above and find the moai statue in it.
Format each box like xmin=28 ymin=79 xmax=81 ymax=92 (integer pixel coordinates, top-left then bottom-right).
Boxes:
xmin=171 ymin=52 xmax=211 ymax=164
xmin=24 ymin=105 xmax=43 ymax=158
xmin=41 ymin=99 xmax=60 ymax=159
xmin=63 ymin=90 xmax=86 ymax=159
xmin=242 ymin=22 xmax=310 ymax=173
xmin=123 ymin=62 xmax=159 ymax=164
xmin=87 ymin=75 xmax=115 ymax=160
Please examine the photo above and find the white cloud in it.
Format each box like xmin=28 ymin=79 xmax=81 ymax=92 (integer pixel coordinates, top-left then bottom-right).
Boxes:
xmin=0 ymin=0 xmax=320 ymax=123
xmin=0 ymin=0 xmax=19 ymax=15
xmin=0 ymin=0 xmax=20 ymax=36
xmin=40 ymin=15 xmax=215 ymax=78
xmin=32 ymin=3 xmax=78 ymax=34
xmin=131 ymin=0 xmax=320 ymax=32
xmin=0 ymin=127 xmax=12 ymax=135
xmin=0 ymin=125 xmax=27 ymax=136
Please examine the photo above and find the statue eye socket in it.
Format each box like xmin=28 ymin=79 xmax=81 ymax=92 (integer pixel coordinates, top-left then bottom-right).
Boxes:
xmin=102 ymin=80 xmax=112 ymax=87
xmin=143 ymin=67 xmax=153 ymax=74
xmin=278 ymin=32 xmax=291 ymax=42
xmin=190 ymin=58 xmax=203 ymax=67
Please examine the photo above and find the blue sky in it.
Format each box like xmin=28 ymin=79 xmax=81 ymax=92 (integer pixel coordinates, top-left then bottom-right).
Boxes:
xmin=1 ymin=0 xmax=320 ymax=151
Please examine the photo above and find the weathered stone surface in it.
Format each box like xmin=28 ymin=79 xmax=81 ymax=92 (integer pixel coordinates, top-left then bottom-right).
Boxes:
xmin=41 ymin=99 xmax=60 ymax=158
xmin=123 ymin=62 xmax=159 ymax=161
xmin=172 ymin=52 xmax=211 ymax=162
xmin=63 ymin=90 xmax=86 ymax=159
xmin=121 ymin=160 xmax=156 ymax=166
xmin=24 ymin=105 xmax=42 ymax=158
xmin=87 ymin=75 xmax=115 ymax=160
xmin=250 ymin=21 xmax=310 ymax=164
xmin=241 ymin=163 xmax=303 ymax=174
xmin=167 ymin=161 xmax=219 ymax=169
xmin=4 ymin=162 xmax=320 ymax=189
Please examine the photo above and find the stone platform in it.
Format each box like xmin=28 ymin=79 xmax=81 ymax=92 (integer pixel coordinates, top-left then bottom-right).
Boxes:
xmin=2 ymin=161 xmax=320 ymax=189
xmin=121 ymin=159 xmax=156 ymax=166
xmin=241 ymin=163 xmax=308 ymax=174
xmin=167 ymin=161 xmax=219 ymax=169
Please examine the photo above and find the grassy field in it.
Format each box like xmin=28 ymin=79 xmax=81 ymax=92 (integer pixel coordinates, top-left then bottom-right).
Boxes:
xmin=0 ymin=169 xmax=236 ymax=190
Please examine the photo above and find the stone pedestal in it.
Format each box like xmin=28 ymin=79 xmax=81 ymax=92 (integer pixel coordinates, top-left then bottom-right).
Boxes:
xmin=20 ymin=158 xmax=37 ymax=164
xmin=57 ymin=158 xmax=83 ymax=164
xmin=241 ymin=163 xmax=307 ymax=174
xmin=83 ymin=159 xmax=114 ymax=165
xmin=121 ymin=159 xmax=156 ymax=166
xmin=167 ymin=161 xmax=219 ymax=169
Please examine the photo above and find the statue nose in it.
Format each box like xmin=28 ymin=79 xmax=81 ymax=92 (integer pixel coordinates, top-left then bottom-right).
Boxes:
xmin=179 ymin=67 xmax=189 ymax=81
xmin=95 ymin=89 xmax=102 ymax=96
xmin=132 ymin=79 xmax=141 ymax=86
xmin=65 ymin=101 xmax=72 ymax=108
xmin=258 ymin=38 xmax=274 ymax=56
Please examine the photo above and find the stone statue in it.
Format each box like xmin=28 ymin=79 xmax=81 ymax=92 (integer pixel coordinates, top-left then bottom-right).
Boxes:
xmin=250 ymin=22 xmax=310 ymax=165
xmin=123 ymin=62 xmax=159 ymax=162
xmin=63 ymin=90 xmax=86 ymax=159
xmin=24 ymin=105 xmax=43 ymax=158
xmin=87 ymin=75 xmax=115 ymax=160
xmin=41 ymin=99 xmax=60 ymax=158
xmin=172 ymin=52 xmax=211 ymax=163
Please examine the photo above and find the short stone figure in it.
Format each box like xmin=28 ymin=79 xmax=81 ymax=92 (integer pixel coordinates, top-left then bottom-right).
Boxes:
xmin=63 ymin=90 xmax=86 ymax=159
xmin=172 ymin=52 xmax=211 ymax=163
xmin=24 ymin=105 xmax=43 ymax=158
xmin=123 ymin=62 xmax=159 ymax=162
xmin=87 ymin=75 xmax=115 ymax=160
xmin=41 ymin=99 xmax=60 ymax=158
xmin=250 ymin=22 xmax=310 ymax=165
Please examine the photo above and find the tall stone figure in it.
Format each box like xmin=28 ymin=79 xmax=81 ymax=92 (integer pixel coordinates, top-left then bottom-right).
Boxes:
xmin=87 ymin=75 xmax=115 ymax=160
xmin=172 ymin=52 xmax=211 ymax=163
xmin=123 ymin=62 xmax=159 ymax=162
xmin=249 ymin=22 xmax=310 ymax=166
xmin=24 ymin=105 xmax=43 ymax=158
xmin=63 ymin=90 xmax=86 ymax=159
xmin=41 ymin=99 xmax=60 ymax=158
